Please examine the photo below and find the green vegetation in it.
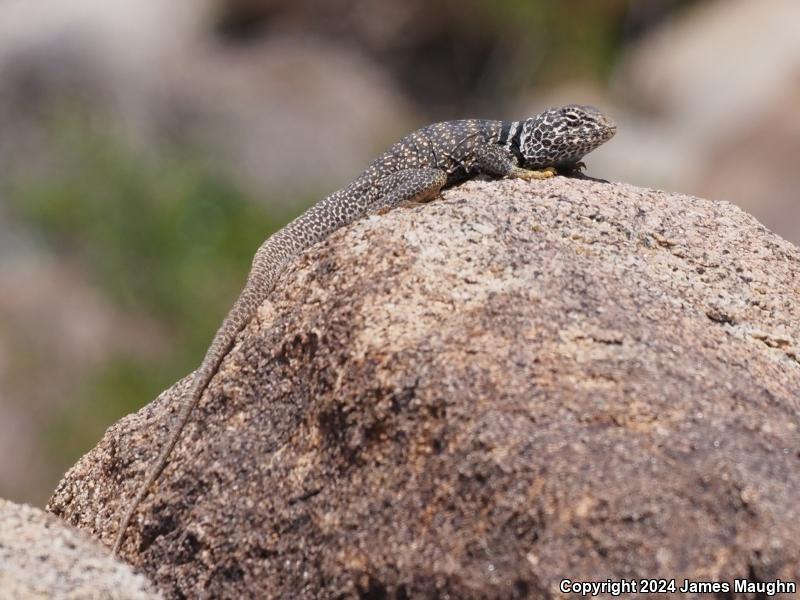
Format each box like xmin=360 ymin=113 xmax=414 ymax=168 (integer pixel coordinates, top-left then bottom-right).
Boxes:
xmin=7 ymin=117 xmax=300 ymax=463
xmin=476 ymin=0 xmax=628 ymax=81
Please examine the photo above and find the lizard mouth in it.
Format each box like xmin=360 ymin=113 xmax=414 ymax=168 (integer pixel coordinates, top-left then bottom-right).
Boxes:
xmin=599 ymin=117 xmax=617 ymax=141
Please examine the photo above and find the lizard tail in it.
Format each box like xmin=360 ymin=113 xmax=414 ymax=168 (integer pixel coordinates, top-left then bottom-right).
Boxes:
xmin=111 ymin=381 xmax=200 ymax=555
xmin=111 ymin=289 xmax=256 ymax=556
xmin=110 ymin=207 xmax=341 ymax=555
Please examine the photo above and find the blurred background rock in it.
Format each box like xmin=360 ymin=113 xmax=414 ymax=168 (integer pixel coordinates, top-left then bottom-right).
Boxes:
xmin=0 ymin=0 xmax=797 ymax=505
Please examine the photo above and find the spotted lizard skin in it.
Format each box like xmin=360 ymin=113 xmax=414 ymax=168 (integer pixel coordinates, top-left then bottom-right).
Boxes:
xmin=112 ymin=104 xmax=616 ymax=555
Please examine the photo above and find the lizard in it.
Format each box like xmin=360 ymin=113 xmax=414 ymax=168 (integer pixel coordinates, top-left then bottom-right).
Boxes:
xmin=112 ymin=104 xmax=616 ymax=555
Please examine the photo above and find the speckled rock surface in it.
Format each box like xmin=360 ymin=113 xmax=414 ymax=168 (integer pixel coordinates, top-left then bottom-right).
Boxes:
xmin=0 ymin=498 xmax=161 ymax=599
xmin=48 ymin=177 xmax=800 ymax=598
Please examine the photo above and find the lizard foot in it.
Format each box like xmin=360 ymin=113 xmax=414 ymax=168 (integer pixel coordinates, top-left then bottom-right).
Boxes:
xmin=511 ymin=166 xmax=557 ymax=181
xmin=564 ymin=161 xmax=586 ymax=174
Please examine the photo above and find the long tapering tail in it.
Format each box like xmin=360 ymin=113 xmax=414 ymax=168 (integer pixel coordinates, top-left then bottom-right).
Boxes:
xmin=111 ymin=186 xmax=371 ymax=555
xmin=111 ymin=375 xmax=202 ymax=555
xmin=111 ymin=291 xmax=253 ymax=555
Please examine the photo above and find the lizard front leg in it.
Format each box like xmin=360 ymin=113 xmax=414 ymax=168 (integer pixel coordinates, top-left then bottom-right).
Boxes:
xmin=473 ymin=145 xmax=556 ymax=181
xmin=370 ymin=168 xmax=448 ymax=214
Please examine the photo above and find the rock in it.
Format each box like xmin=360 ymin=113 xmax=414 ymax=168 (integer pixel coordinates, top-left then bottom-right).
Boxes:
xmin=616 ymin=0 xmax=800 ymax=142
xmin=213 ymin=0 xmax=542 ymax=111
xmin=48 ymin=177 xmax=800 ymax=598
xmin=694 ymin=80 xmax=800 ymax=246
xmin=0 ymin=498 xmax=161 ymax=599
xmin=0 ymin=0 xmax=212 ymax=149
xmin=186 ymin=35 xmax=415 ymax=198
xmin=599 ymin=0 xmax=800 ymax=244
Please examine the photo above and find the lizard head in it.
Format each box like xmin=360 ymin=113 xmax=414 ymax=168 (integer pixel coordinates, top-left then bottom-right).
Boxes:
xmin=519 ymin=105 xmax=616 ymax=170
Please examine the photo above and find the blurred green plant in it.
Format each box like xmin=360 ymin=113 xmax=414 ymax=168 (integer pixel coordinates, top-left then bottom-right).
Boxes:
xmin=467 ymin=0 xmax=702 ymax=95
xmin=483 ymin=0 xmax=627 ymax=80
xmin=7 ymin=115 xmax=300 ymax=464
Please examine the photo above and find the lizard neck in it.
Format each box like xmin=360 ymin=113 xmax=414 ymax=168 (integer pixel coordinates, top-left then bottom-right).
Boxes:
xmin=496 ymin=120 xmax=525 ymax=164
